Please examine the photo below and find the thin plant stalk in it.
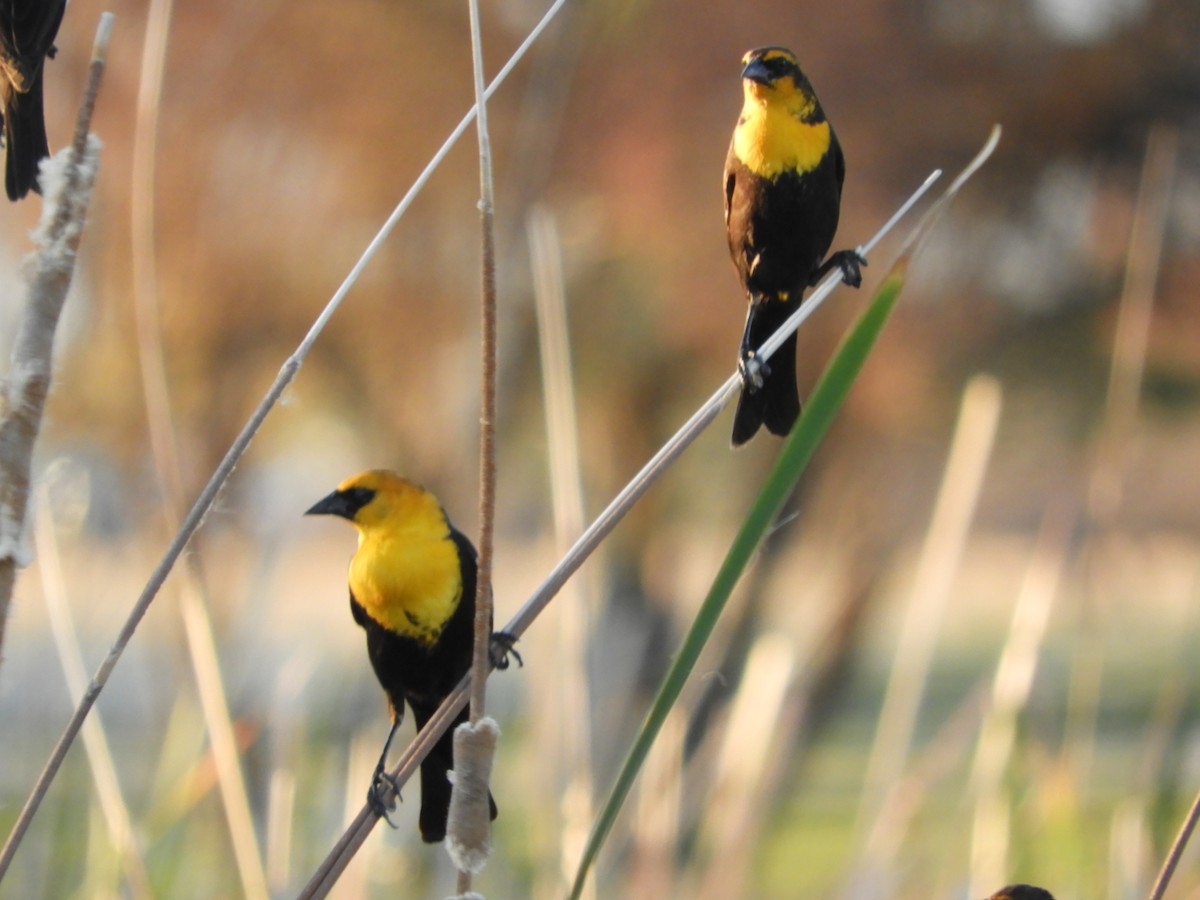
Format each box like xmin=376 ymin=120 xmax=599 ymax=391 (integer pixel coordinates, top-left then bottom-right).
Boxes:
xmin=627 ymin=708 xmax=685 ymax=897
xmin=855 ymin=374 xmax=1002 ymax=873
xmin=570 ymin=130 xmax=998 ymax=899
xmin=0 ymin=0 xmax=573 ymax=879
xmin=1099 ymin=126 xmax=1181 ymax=900
xmin=529 ymin=206 xmax=596 ymax=899
xmin=128 ymin=0 xmax=269 ymax=890
xmin=298 ymin=166 xmax=946 ymax=899
xmin=505 ymin=167 xmax=941 ymax=646
xmin=0 ymin=15 xmax=109 ymax=657
xmin=35 ymin=490 xmax=153 ymax=899
xmin=695 ymin=633 xmax=797 ymax=900
xmin=1109 ymin=680 xmax=1186 ymax=896
xmin=1087 ymin=125 xmax=1177 ymax=523
xmin=685 ymin=549 xmax=877 ymax=897
xmin=0 ymin=15 xmax=112 ymax=881
xmin=449 ymin=0 xmax=500 ymax=888
xmin=569 ymin=260 xmax=912 ymax=900
xmin=1066 ymin=124 xmax=1177 ymax=813
xmin=466 ymin=0 xmax=497 ymax=727
xmin=967 ymin=500 xmax=1072 ymax=896
xmin=265 ymin=768 xmax=296 ymax=891
xmin=1148 ymin=790 xmax=1200 ymax=900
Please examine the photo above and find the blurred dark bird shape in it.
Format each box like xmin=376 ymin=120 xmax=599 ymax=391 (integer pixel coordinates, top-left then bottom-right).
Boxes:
xmin=307 ymin=469 xmax=517 ymax=843
xmin=724 ymin=46 xmax=863 ymax=445
xmin=0 ymin=0 xmax=65 ymax=200
xmin=986 ymin=885 xmax=1056 ymax=900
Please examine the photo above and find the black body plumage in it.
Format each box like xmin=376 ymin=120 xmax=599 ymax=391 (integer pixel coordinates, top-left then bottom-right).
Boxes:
xmin=0 ymin=0 xmax=65 ymax=201
xmin=350 ymin=527 xmax=497 ymax=843
xmin=724 ymin=46 xmax=859 ymax=445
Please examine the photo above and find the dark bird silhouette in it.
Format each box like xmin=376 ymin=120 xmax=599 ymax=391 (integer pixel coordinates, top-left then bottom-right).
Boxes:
xmin=0 ymin=0 xmax=66 ymax=200
xmin=307 ymin=470 xmax=518 ymax=842
xmin=724 ymin=46 xmax=863 ymax=445
xmin=986 ymin=884 xmax=1056 ymax=900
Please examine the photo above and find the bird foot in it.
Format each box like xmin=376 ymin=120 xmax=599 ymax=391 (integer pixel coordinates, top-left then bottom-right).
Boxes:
xmin=812 ymin=248 xmax=868 ymax=288
xmin=368 ymin=768 xmax=402 ymax=827
xmin=738 ymin=352 xmax=769 ymax=392
xmin=490 ymin=631 xmax=523 ymax=670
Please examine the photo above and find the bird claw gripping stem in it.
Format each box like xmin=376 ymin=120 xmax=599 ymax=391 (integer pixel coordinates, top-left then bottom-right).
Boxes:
xmin=811 ymin=247 xmax=868 ymax=289
xmin=738 ymin=352 xmax=769 ymax=393
xmin=489 ymin=631 xmax=522 ymax=670
xmin=368 ymin=768 xmax=403 ymax=828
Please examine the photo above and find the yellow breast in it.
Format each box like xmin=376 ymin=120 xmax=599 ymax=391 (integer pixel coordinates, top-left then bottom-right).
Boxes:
xmin=349 ymin=527 xmax=463 ymax=645
xmin=733 ymin=104 xmax=831 ymax=181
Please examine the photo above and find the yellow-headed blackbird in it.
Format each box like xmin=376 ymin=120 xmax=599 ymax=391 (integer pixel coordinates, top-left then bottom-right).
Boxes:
xmin=307 ymin=470 xmax=514 ymax=843
xmin=986 ymin=886 xmax=1056 ymax=900
xmin=724 ymin=46 xmax=863 ymax=445
xmin=0 ymin=0 xmax=65 ymax=201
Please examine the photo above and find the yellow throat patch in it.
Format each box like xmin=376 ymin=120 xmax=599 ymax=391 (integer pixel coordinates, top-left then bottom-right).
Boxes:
xmin=733 ymin=81 xmax=831 ymax=180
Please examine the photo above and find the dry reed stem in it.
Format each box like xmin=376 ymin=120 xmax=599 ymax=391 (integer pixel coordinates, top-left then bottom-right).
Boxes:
xmin=35 ymin=486 xmax=153 ymax=898
xmin=1103 ymin=125 xmax=1188 ymax=900
xmin=696 ymin=633 xmax=796 ymax=900
xmin=1149 ymin=782 xmax=1200 ymax=900
xmin=0 ymin=15 xmax=109 ymax=657
xmin=466 ymin=0 xmax=497 ymax=728
xmin=0 ymin=13 xmax=111 ymax=881
xmin=449 ymin=0 xmax=501 ymax=888
xmin=1065 ymin=123 xmax=1177 ymax=818
xmin=844 ymin=683 xmax=991 ymax=897
xmin=1114 ymin=680 xmax=1186 ymax=895
xmin=2 ymin=0 xmax=574 ymax=887
xmin=855 ymin=374 xmax=1002 ymax=873
xmin=967 ymin=500 xmax=1072 ymax=895
xmin=528 ymin=206 xmax=597 ymax=899
xmin=128 ymin=0 xmax=269 ymax=892
xmin=297 ymin=169 xmax=941 ymax=898
xmin=627 ymin=708 xmax=685 ymax=897
xmin=1088 ymin=125 xmax=1177 ymax=523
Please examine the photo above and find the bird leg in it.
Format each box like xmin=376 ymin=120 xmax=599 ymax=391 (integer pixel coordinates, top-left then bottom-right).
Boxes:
xmin=490 ymin=631 xmax=523 ymax=670
xmin=810 ymin=248 xmax=867 ymax=288
xmin=737 ymin=301 xmax=769 ymax=392
xmin=368 ymin=719 xmax=403 ymax=827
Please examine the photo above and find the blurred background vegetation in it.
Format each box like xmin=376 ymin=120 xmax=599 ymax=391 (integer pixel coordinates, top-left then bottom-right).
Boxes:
xmin=0 ymin=0 xmax=1198 ymax=897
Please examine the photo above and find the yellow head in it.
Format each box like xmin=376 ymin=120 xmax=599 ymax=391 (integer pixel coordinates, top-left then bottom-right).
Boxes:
xmin=739 ymin=46 xmax=818 ymax=121
xmin=305 ymin=469 xmax=442 ymax=537
xmin=306 ymin=469 xmax=463 ymax=643
xmin=731 ymin=46 xmax=831 ymax=179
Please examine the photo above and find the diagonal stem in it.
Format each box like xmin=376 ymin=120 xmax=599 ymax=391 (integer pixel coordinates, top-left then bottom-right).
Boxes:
xmin=296 ymin=165 xmax=943 ymax=898
xmin=0 ymin=0 xmax=575 ymax=882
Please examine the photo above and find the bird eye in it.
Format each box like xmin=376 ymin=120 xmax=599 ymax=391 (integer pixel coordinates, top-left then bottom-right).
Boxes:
xmin=347 ymin=487 xmax=376 ymax=508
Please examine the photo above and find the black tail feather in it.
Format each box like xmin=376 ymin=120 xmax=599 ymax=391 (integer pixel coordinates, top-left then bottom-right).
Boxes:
xmin=414 ymin=703 xmax=498 ymax=843
xmin=4 ymin=74 xmax=50 ymax=201
xmin=732 ymin=310 xmax=801 ymax=446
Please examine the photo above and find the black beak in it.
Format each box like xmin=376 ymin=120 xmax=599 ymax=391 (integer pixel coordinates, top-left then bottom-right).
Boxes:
xmin=305 ymin=489 xmax=355 ymax=519
xmin=741 ymin=57 xmax=772 ymax=86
